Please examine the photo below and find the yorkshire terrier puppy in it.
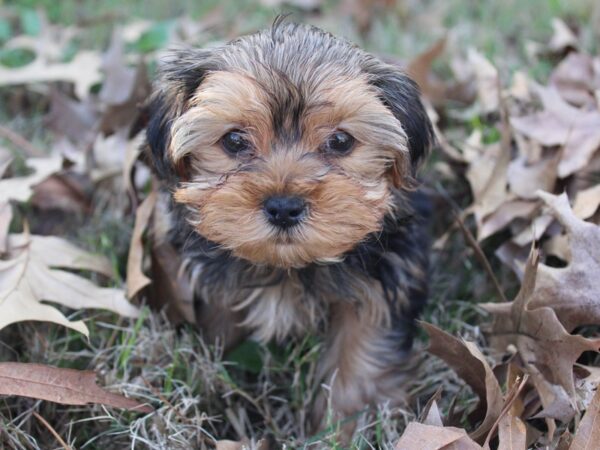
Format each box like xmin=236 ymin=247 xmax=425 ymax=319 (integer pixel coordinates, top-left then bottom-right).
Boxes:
xmin=145 ymin=20 xmax=433 ymax=431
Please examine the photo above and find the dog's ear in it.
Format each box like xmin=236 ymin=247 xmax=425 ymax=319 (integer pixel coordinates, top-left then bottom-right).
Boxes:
xmin=367 ymin=64 xmax=434 ymax=187
xmin=145 ymin=49 xmax=218 ymax=182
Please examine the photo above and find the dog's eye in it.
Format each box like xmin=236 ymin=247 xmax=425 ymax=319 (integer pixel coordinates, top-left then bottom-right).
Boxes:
xmin=322 ymin=131 xmax=355 ymax=154
xmin=221 ymin=130 xmax=251 ymax=154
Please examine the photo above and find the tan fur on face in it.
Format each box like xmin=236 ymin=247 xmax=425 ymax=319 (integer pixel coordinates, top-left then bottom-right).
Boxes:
xmin=174 ymin=149 xmax=390 ymax=268
xmin=169 ymin=70 xmax=412 ymax=268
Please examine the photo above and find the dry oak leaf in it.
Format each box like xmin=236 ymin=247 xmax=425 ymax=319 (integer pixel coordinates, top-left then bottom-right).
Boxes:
xmin=466 ymin=140 xmax=513 ymax=239
xmin=487 ymin=192 xmax=600 ymax=333
xmin=0 ymin=155 xmax=63 ymax=204
xmin=422 ymin=322 xmax=503 ymax=442
xmin=0 ymin=233 xmax=139 ymax=336
xmin=467 ymin=48 xmax=499 ymax=113
xmin=126 ymin=191 xmax=157 ymax=299
xmin=568 ymin=387 xmax=600 ymax=450
xmin=511 ymin=85 xmax=600 ymax=178
xmin=0 ymin=51 xmax=102 ymax=100
xmin=573 ymin=184 xmax=600 ymax=220
xmin=395 ymin=422 xmax=482 ymax=450
xmin=549 ymin=53 xmax=597 ymax=108
xmin=547 ymin=18 xmax=578 ymax=53
xmin=481 ymin=245 xmax=600 ymax=422
xmin=0 ymin=362 xmax=151 ymax=413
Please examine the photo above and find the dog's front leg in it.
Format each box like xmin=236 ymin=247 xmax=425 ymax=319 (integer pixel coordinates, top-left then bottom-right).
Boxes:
xmin=311 ymin=302 xmax=414 ymax=440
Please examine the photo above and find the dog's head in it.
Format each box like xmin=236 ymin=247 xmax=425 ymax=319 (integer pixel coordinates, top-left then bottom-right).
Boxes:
xmin=146 ymin=21 xmax=433 ymax=269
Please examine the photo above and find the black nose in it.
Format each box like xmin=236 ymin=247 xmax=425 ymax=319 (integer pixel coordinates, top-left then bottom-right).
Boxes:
xmin=263 ymin=196 xmax=307 ymax=229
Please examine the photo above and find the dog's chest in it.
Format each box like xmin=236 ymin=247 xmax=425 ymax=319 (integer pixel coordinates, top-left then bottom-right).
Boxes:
xmin=196 ymin=268 xmax=328 ymax=343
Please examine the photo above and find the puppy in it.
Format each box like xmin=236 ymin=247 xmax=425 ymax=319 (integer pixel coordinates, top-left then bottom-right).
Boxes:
xmin=145 ymin=19 xmax=433 ymax=432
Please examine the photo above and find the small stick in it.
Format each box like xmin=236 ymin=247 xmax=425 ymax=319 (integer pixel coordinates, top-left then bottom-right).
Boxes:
xmin=32 ymin=411 xmax=72 ymax=450
xmin=0 ymin=125 xmax=45 ymax=157
xmin=435 ymin=182 xmax=508 ymax=303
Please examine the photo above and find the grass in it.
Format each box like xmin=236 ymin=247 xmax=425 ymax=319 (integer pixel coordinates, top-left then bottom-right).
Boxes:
xmin=0 ymin=0 xmax=599 ymax=448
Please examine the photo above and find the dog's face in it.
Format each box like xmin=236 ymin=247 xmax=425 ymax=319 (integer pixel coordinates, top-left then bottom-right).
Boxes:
xmin=147 ymin=22 xmax=433 ymax=268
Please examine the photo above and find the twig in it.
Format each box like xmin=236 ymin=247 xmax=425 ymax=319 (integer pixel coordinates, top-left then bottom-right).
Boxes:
xmin=32 ymin=411 xmax=72 ymax=450
xmin=482 ymin=374 xmax=530 ymax=448
xmin=0 ymin=125 xmax=45 ymax=157
xmin=435 ymin=182 xmax=508 ymax=303
xmin=454 ymin=212 xmax=508 ymax=303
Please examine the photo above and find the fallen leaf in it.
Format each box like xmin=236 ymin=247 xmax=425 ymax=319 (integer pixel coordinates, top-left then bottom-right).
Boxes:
xmin=511 ymin=85 xmax=600 ymax=178
xmin=497 ymin=407 xmax=527 ymax=450
xmin=573 ymin=184 xmax=600 ymax=220
xmin=0 ymin=201 xmax=11 ymax=253
xmin=467 ymin=48 xmax=499 ymax=113
xmin=478 ymin=200 xmax=538 ymax=241
xmin=407 ymin=37 xmax=448 ymax=106
xmin=423 ymin=322 xmax=503 ymax=442
xmin=0 ymin=156 xmax=63 ymax=203
xmin=528 ymin=192 xmax=600 ymax=332
xmin=44 ymin=88 xmax=98 ymax=144
xmin=0 ymin=362 xmax=151 ymax=413
xmin=568 ymin=388 xmax=600 ymax=450
xmin=482 ymin=246 xmax=600 ymax=421
xmin=547 ymin=18 xmax=578 ymax=53
xmin=511 ymin=213 xmax=554 ymax=247
xmin=507 ymin=152 xmax=559 ymax=200
xmin=574 ymin=365 xmax=600 ymax=410
xmin=0 ymin=233 xmax=139 ymax=336
xmin=496 ymin=366 xmax=527 ymax=450
xmin=127 ymin=191 xmax=156 ymax=299
xmin=31 ymin=173 xmax=91 ymax=214
xmin=395 ymin=422 xmax=482 ymax=450
xmin=423 ymin=399 xmax=445 ymax=427
xmin=466 ymin=141 xmax=512 ymax=235
xmin=215 ymin=439 xmax=269 ymax=450
xmin=0 ymin=51 xmax=102 ymax=100
xmin=550 ymin=53 xmax=596 ymax=108
xmin=216 ymin=441 xmax=244 ymax=450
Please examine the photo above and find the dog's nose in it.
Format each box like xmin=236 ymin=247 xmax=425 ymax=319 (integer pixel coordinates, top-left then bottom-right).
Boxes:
xmin=263 ymin=196 xmax=307 ymax=228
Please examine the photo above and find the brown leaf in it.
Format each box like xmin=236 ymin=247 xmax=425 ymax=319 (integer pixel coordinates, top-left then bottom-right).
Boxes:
xmin=497 ymin=411 xmax=527 ymax=450
xmin=507 ymin=152 xmax=560 ymax=200
xmin=511 ymin=85 xmax=600 ymax=178
xmin=0 ymin=233 xmax=138 ymax=335
xmin=407 ymin=38 xmax=448 ymax=106
xmin=569 ymin=388 xmax=600 ymax=450
xmin=0 ymin=156 xmax=64 ymax=203
xmin=423 ymin=323 xmax=503 ymax=442
xmin=478 ymin=200 xmax=538 ymax=241
xmin=466 ymin=141 xmax=512 ymax=235
xmin=44 ymin=89 xmax=98 ymax=144
xmin=0 ymin=201 xmax=12 ymax=253
xmin=482 ymin=246 xmax=600 ymax=421
xmin=0 ymin=51 xmax=102 ymax=100
xmin=99 ymin=31 xmax=137 ymax=106
xmin=31 ymin=173 xmax=91 ymax=214
xmin=467 ymin=49 xmax=499 ymax=113
xmin=529 ymin=192 xmax=600 ymax=332
xmin=215 ymin=439 xmax=269 ymax=450
xmin=547 ymin=18 xmax=578 ymax=54
xmin=573 ymin=185 xmax=600 ymax=220
xmin=127 ymin=191 xmax=157 ymax=299
xmin=496 ymin=366 xmax=527 ymax=450
xmin=550 ymin=53 xmax=596 ymax=108
xmin=0 ymin=362 xmax=151 ymax=413
xmin=395 ymin=422 xmax=482 ymax=450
